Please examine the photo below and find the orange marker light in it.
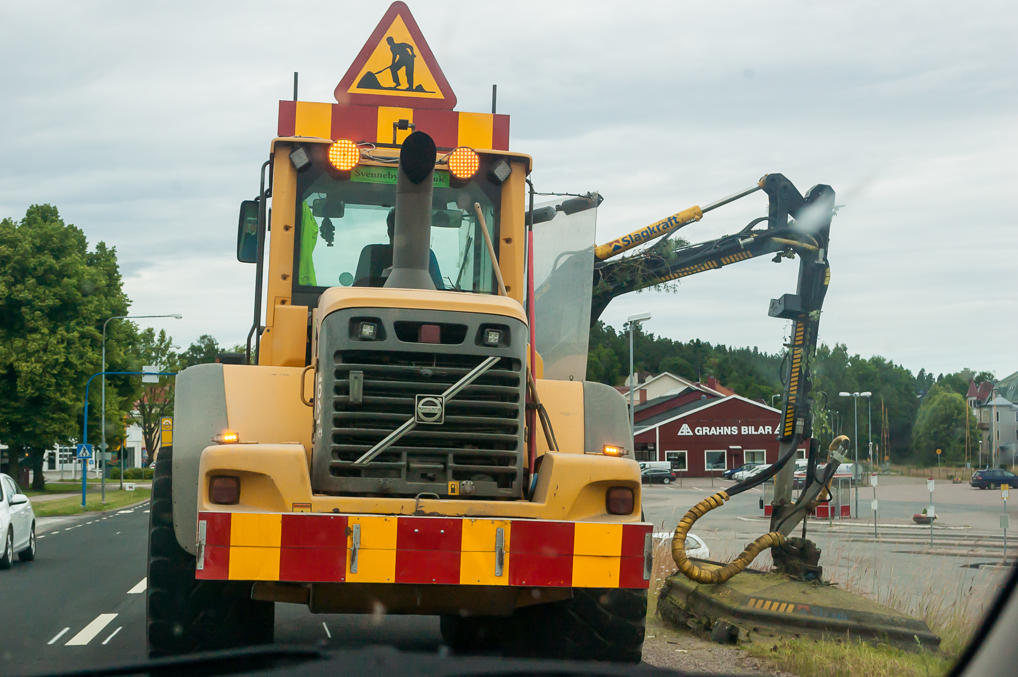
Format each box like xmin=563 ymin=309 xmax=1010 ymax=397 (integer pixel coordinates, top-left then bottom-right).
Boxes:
xmin=214 ymin=430 xmax=239 ymax=444
xmin=447 ymin=147 xmax=479 ymax=180
xmin=328 ymin=139 xmax=360 ymax=172
xmin=602 ymin=444 xmax=624 ymax=457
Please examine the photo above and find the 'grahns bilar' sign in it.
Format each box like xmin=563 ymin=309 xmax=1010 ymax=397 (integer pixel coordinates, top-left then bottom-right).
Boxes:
xmin=677 ymin=423 xmax=775 ymax=437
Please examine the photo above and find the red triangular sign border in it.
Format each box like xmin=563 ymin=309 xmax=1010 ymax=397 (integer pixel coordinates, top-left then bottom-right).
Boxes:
xmin=334 ymin=1 xmax=457 ymax=110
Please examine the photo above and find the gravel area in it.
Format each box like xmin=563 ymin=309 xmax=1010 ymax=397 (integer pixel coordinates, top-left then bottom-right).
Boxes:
xmin=641 ymin=616 xmax=791 ymax=675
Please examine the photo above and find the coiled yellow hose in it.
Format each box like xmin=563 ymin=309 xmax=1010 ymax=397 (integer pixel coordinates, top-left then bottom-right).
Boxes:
xmin=671 ymin=490 xmax=787 ymax=584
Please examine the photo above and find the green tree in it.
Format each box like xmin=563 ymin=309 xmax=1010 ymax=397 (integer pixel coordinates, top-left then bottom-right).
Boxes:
xmin=0 ymin=205 xmax=136 ymax=489
xmin=177 ymin=334 xmax=222 ymax=369
xmin=912 ymin=384 xmax=979 ymax=465
xmin=131 ymin=328 xmax=178 ymax=465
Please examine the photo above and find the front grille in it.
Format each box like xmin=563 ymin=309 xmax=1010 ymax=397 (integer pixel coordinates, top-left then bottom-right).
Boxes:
xmin=311 ymin=308 xmax=526 ymax=498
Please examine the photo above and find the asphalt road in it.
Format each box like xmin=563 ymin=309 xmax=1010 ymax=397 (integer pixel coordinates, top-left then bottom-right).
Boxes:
xmin=3 ymin=477 xmax=1011 ymax=674
xmin=0 ymin=504 xmax=445 ymax=676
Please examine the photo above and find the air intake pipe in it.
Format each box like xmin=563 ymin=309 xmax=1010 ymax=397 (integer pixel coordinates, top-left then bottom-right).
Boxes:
xmin=385 ymin=131 xmax=437 ymax=290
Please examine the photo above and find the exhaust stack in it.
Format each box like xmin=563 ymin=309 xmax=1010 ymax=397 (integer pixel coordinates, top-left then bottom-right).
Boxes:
xmin=386 ymin=131 xmax=437 ymax=290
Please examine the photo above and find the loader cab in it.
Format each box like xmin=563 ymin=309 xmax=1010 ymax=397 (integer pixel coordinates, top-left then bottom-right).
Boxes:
xmin=246 ymin=137 xmax=530 ymax=367
xmin=285 ymin=139 xmax=521 ymax=308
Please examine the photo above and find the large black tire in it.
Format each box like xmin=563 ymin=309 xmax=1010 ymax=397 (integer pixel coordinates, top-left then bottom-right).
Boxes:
xmin=146 ymin=447 xmax=274 ymax=656
xmin=507 ymin=588 xmax=647 ymax=663
xmin=439 ymin=614 xmax=502 ymax=652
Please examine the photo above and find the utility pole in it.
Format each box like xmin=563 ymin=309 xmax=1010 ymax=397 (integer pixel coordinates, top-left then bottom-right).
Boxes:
xmin=840 ymin=391 xmax=872 ymax=518
xmin=626 ymin=312 xmax=651 ymax=459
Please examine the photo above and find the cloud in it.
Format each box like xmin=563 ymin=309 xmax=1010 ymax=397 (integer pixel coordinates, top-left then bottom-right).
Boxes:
xmin=0 ymin=0 xmax=1015 ymax=378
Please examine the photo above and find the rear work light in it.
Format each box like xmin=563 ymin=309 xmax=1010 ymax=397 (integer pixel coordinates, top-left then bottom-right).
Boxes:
xmin=447 ymin=147 xmax=479 ymax=180
xmin=328 ymin=139 xmax=360 ymax=172
xmin=606 ymin=486 xmax=634 ymax=515
xmin=210 ymin=476 xmax=240 ymax=505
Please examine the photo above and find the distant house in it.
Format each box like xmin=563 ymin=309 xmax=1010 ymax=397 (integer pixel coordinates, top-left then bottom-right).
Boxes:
xmin=968 ymin=378 xmax=1018 ymax=466
xmin=617 ymin=371 xmax=701 ymax=404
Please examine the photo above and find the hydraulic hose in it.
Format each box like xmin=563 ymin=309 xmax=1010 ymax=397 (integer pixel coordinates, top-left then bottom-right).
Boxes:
xmin=671 ymin=490 xmax=786 ymax=584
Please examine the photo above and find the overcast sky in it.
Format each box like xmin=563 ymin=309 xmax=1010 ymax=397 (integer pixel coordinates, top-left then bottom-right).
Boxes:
xmin=1 ymin=1 xmax=1015 ymax=380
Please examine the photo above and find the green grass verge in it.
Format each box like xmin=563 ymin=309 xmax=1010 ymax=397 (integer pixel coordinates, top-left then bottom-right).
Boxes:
xmin=33 ymin=489 xmax=151 ymax=517
xmin=745 ymin=637 xmax=953 ymax=677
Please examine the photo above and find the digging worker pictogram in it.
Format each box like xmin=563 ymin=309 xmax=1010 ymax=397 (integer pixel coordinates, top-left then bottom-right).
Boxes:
xmin=386 ymin=35 xmax=416 ymax=89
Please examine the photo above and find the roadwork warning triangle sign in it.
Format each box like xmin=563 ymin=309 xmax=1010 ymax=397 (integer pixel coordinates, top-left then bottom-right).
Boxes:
xmin=335 ymin=2 xmax=457 ymax=110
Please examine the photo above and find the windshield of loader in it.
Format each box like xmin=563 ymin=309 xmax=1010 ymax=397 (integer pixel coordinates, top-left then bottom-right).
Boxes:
xmin=292 ymin=153 xmax=500 ymax=294
xmin=532 ymin=200 xmax=597 ymax=381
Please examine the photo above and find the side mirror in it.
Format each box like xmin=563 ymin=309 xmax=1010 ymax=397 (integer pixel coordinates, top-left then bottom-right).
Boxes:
xmin=237 ymin=200 xmax=260 ymax=263
xmin=10 ymin=493 xmax=29 ymax=506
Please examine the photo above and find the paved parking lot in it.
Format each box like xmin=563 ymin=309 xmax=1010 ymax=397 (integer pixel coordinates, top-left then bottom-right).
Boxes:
xmin=641 ymin=475 xmax=1014 ymax=630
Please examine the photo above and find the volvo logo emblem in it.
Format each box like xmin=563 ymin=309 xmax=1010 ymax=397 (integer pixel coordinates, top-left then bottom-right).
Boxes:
xmin=415 ymin=394 xmax=445 ymax=424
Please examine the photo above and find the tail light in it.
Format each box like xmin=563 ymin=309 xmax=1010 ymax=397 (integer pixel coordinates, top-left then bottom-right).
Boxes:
xmin=606 ymin=486 xmax=634 ymax=515
xmin=210 ymin=476 xmax=240 ymax=505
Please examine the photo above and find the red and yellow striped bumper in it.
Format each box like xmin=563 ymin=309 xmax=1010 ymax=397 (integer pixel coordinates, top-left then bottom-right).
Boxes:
xmin=196 ymin=512 xmax=651 ymax=589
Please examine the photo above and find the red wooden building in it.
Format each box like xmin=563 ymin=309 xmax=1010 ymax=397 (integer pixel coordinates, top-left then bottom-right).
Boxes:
xmin=634 ymin=389 xmax=804 ymax=477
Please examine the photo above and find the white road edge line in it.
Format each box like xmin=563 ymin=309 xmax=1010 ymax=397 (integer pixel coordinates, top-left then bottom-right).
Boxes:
xmin=102 ymin=626 xmax=122 ymax=645
xmin=48 ymin=627 xmax=70 ymax=645
xmin=65 ymin=613 xmax=118 ymax=646
xmin=322 ymin=622 xmax=332 ymax=639
xmin=127 ymin=577 xmax=147 ymax=594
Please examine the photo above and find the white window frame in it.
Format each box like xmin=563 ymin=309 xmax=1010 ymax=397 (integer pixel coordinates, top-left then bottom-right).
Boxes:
xmin=704 ymin=449 xmax=727 ymax=471
xmin=665 ymin=450 xmax=688 ymax=472
xmin=796 ymin=448 xmax=807 ymax=460
xmin=744 ymin=449 xmax=766 ymax=465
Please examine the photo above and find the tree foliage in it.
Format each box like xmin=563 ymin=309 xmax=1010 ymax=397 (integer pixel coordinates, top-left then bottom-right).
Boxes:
xmin=131 ymin=328 xmax=176 ymax=464
xmin=0 ymin=205 xmax=138 ymax=488
xmin=912 ymin=384 xmax=979 ymax=465
xmin=586 ymin=321 xmax=991 ymax=463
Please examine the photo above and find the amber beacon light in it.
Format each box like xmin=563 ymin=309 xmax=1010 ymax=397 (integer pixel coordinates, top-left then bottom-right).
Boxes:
xmin=328 ymin=139 xmax=360 ymax=171
xmin=447 ymin=146 xmax=479 ymax=180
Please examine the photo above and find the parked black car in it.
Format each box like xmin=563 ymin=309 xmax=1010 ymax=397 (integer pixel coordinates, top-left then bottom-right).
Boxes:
xmin=641 ymin=468 xmax=677 ymax=484
xmin=971 ymin=469 xmax=1018 ymax=489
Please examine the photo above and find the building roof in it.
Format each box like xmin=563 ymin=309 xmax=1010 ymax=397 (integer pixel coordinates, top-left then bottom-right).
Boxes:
xmin=985 ymin=395 xmax=1016 ymax=408
xmin=618 ymin=371 xmax=699 ymax=395
xmin=635 ymin=394 xmax=781 ymax=434
xmin=996 ymin=370 xmax=1018 ymax=403
xmin=968 ymin=380 xmax=994 ymax=404
xmin=635 ymin=386 xmax=715 ymax=413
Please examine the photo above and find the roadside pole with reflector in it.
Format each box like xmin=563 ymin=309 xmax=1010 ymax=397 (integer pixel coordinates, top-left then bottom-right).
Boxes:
xmin=1003 ymin=483 xmax=1010 ymax=565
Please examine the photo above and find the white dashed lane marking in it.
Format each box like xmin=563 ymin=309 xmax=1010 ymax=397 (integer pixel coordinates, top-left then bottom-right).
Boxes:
xmin=102 ymin=626 xmax=122 ymax=645
xmin=127 ymin=578 xmax=147 ymax=594
xmin=47 ymin=628 xmax=70 ymax=645
xmin=65 ymin=613 xmax=118 ymax=646
xmin=322 ymin=622 xmax=332 ymax=639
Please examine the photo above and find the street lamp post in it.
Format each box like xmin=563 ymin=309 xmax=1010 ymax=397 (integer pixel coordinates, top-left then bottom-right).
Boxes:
xmin=102 ymin=313 xmax=181 ymax=502
xmin=867 ymin=396 xmax=873 ymax=469
xmin=839 ymin=391 xmax=872 ymax=518
xmin=627 ymin=312 xmax=651 ymax=460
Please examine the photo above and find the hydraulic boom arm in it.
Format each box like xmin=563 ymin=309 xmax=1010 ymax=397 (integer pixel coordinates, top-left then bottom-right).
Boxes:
xmin=584 ymin=173 xmax=843 ymax=580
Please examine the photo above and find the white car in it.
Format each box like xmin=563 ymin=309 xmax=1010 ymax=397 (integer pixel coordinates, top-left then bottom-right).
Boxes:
xmin=684 ymin=532 xmax=710 ymax=559
xmin=1 ymin=473 xmax=36 ymax=568
xmin=733 ymin=463 xmax=772 ymax=482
